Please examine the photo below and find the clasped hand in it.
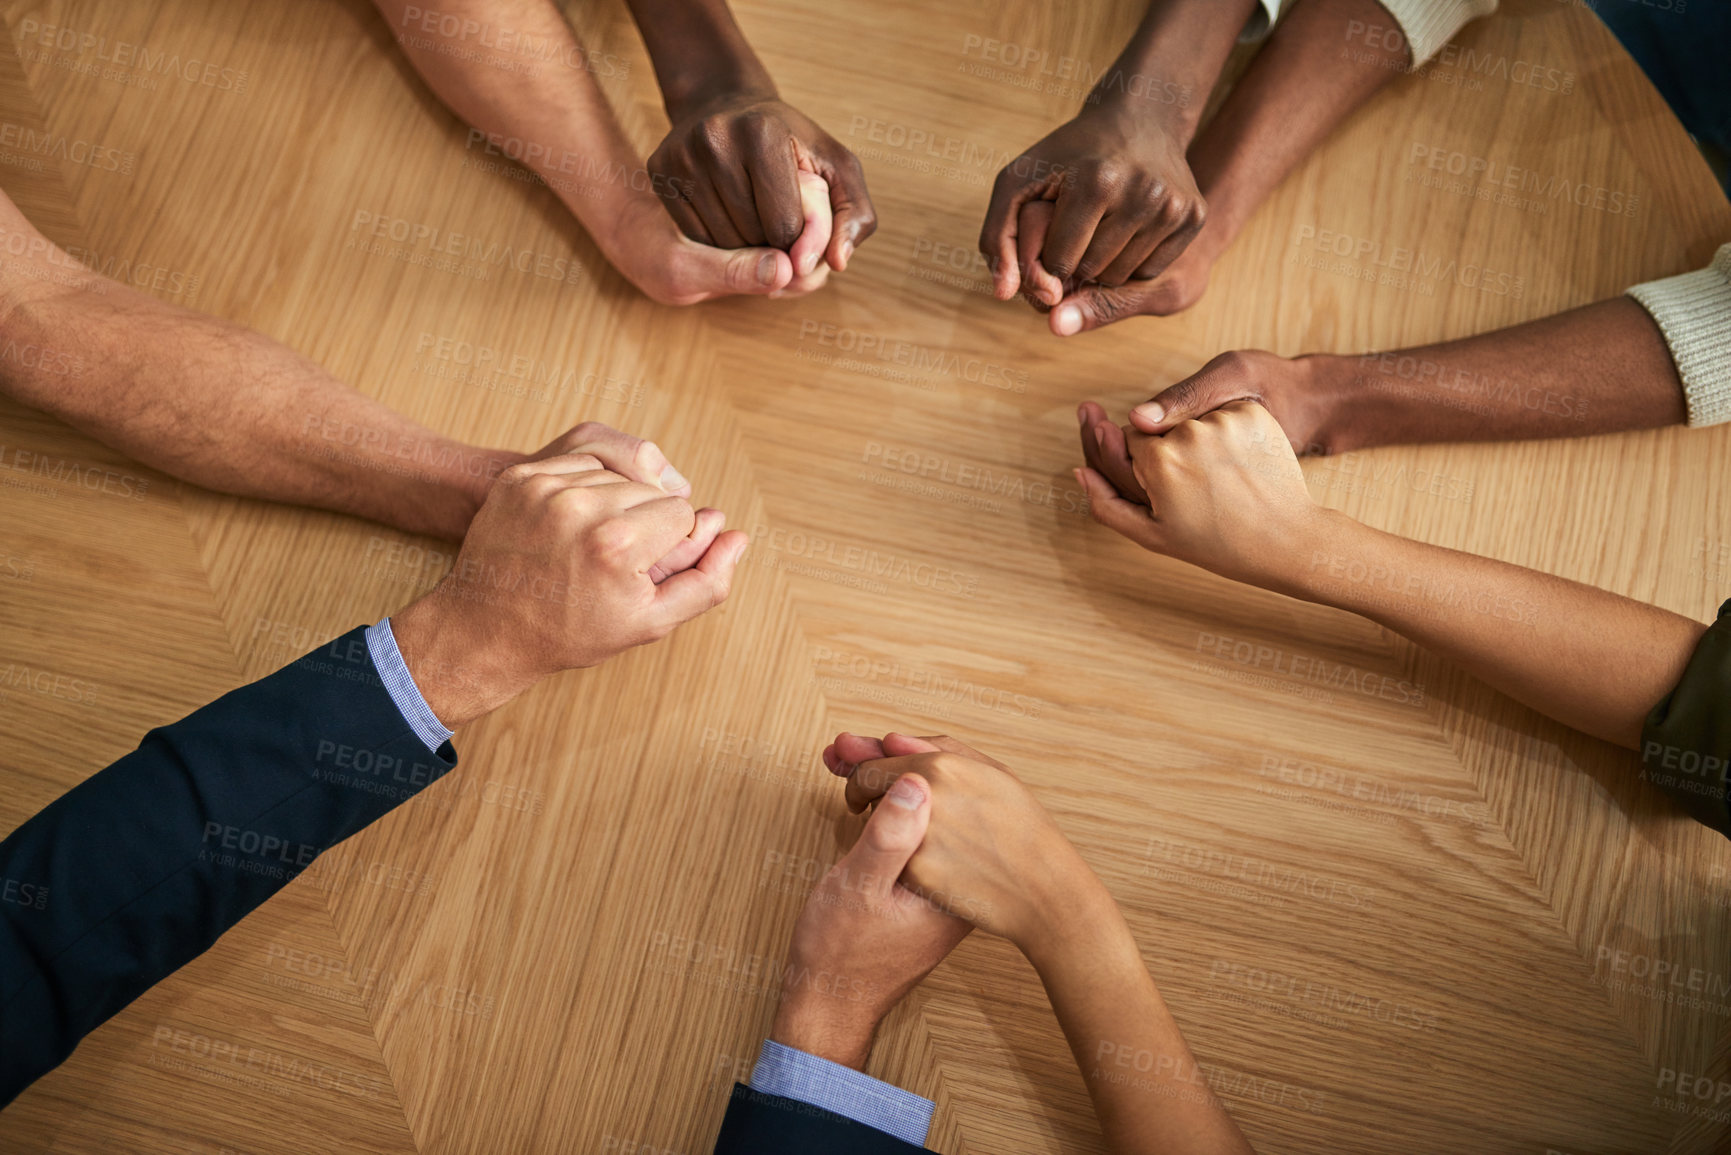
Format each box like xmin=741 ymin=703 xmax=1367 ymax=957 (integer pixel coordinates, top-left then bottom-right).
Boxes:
xmin=769 ymin=731 xmax=1104 ymax=1068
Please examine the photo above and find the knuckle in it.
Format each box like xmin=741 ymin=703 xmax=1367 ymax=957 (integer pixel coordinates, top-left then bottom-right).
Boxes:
xmin=849 ymin=200 xmax=878 ymax=240
xmin=497 ymin=462 xmax=539 ymax=488
xmin=1137 ymin=181 xmax=1170 ymax=211
xmin=1090 ymin=289 xmax=1126 ymax=324
xmin=589 ymin=518 xmax=637 ymax=564
xmin=1208 ymin=349 xmax=1253 ymax=380
xmin=695 ymin=119 xmax=732 ymax=158
xmin=926 ymin=751 xmax=968 ymax=779
xmin=769 ymin=207 xmax=804 ymax=249
xmin=741 ymin=109 xmax=779 ymax=143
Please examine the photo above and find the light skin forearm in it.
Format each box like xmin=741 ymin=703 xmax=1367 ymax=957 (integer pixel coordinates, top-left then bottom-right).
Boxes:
xmin=1285 ymin=511 xmax=1706 ymax=747
xmin=1022 ymin=879 xmax=1255 ymax=1155
xmin=0 ymin=200 xmax=513 ymax=540
xmin=1310 ymin=297 xmax=1686 ymax=451
xmin=371 ymin=0 xmax=652 ymax=257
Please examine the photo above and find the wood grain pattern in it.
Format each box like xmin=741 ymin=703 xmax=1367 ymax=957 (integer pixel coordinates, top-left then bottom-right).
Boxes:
xmin=2 ymin=0 xmax=1729 ymax=1151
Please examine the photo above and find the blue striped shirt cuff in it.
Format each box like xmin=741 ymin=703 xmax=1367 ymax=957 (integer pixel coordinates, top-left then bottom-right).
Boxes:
xmin=749 ymin=1040 xmax=933 ymax=1146
xmin=365 ymin=618 xmax=455 ymax=753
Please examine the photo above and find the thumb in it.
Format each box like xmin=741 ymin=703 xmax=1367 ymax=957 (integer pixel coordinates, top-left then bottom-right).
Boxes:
xmin=822 ymin=156 xmax=876 ymax=271
xmin=1129 ymin=357 xmax=1262 ymax=434
xmin=787 ymin=171 xmax=834 ymax=278
xmin=848 ymin=773 xmax=932 ymax=897
xmin=1050 ymin=282 xmax=1141 ymax=337
xmin=691 ymin=245 xmax=795 ymax=297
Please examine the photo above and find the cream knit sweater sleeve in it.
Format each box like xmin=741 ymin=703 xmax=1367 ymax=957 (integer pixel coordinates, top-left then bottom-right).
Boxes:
xmin=1375 ymin=0 xmax=1501 ymax=65
xmin=1629 ymin=245 xmax=1731 ymax=428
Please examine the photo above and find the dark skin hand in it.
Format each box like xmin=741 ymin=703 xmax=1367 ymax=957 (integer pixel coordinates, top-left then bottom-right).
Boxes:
xmin=1077 ymin=296 xmax=1688 ymax=505
xmin=1002 ymin=0 xmax=1418 ymax=335
xmin=627 ymin=0 xmax=875 ymax=272
xmin=985 ymin=98 xmax=1207 ymax=298
xmin=650 ymin=94 xmax=873 ymax=271
xmin=980 ymin=0 xmax=1255 ymax=303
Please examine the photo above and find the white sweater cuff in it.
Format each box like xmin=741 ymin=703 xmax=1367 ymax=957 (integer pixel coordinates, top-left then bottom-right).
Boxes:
xmin=1240 ymin=0 xmax=1286 ymax=43
xmin=1628 ymin=244 xmax=1731 ymax=428
xmin=1376 ymin=0 xmax=1501 ymax=66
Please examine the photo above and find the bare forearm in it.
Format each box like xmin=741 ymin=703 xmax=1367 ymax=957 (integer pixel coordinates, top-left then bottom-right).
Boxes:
xmin=1310 ymin=297 xmax=1686 ymax=450
xmin=621 ymin=0 xmax=775 ymax=115
xmin=1096 ymin=0 xmax=1258 ymax=140
xmin=0 ymin=238 xmax=510 ymax=540
xmin=372 ymin=0 xmax=644 ymax=232
xmin=1186 ymin=0 xmax=1409 ymax=250
xmin=1023 ymin=882 xmax=1254 ymax=1155
xmin=1289 ymin=512 xmax=1705 ymax=746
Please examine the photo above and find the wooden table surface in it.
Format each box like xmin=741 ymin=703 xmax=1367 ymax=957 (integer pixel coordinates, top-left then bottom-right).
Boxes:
xmin=2 ymin=0 xmax=1730 ymax=1151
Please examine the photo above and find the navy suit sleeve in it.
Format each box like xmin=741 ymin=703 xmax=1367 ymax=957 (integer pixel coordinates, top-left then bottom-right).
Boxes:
xmin=713 ymin=1084 xmax=937 ymax=1154
xmin=0 ymin=626 xmax=457 ymax=1105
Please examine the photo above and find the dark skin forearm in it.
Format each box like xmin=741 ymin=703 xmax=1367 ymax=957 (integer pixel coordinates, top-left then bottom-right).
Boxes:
xmin=1316 ymin=296 xmax=1685 ymax=451
xmin=1117 ymin=297 xmax=1687 ymax=459
xmin=1099 ymin=0 xmax=1259 ymax=141
xmin=622 ymin=0 xmax=776 ymax=116
xmin=1183 ymin=0 xmax=1411 ymax=261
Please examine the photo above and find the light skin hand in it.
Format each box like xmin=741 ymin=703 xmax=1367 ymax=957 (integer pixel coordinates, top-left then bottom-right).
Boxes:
xmin=828 ymin=732 xmax=1257 ymax=1155
xmin=1075 ymin=350 xmax=1335 ymax=511
xmin=514 ymin=422 xmax=735 ymax=583
xmin=390 ymin=443 xmax=747 ymax=730
xmin=769 ymin=773 xmax=970 ymax=1070
xmin=1074 ymin=402 xmax=1707 ymax=750
xmin=1076 ymin=400 xmax=1325 ymax=591
xmin=824 ymin=733 xmax=1101 ymax=947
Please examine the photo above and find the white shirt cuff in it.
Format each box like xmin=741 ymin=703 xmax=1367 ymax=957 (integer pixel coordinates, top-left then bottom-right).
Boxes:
xmin=749 ymin=1039 xmax=934 ymax=1147
xmin=365 ymin=618 xmax=455 ymax=753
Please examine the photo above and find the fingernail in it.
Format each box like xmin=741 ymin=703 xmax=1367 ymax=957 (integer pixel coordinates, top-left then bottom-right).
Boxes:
xmin=886 ymin=777 xmax=924 ymax=809
xmin=1055 ymin=304 xmax=1083 ymax=335
xmin=838 ymin=240 xmax=854 ymax=268
xmin=757 ymin=253 xmax=779 ymax=285
xmin=1133 ymin=402 xmax=1164 ymax=425
xmin=659 ymin=463 xmax=688 ymax=490
xmin=1075 ymin=404 xmax=1088 ymax=425
xmin=1094 ymin=426 xmax=1106 ymax=448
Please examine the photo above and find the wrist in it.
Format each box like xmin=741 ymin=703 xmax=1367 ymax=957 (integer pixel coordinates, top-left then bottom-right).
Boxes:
xmin=1020 ymin=874 xmax=1137 ymax=977
xmin=389 ymin=584 xmax=539 ymax=730
xmin=769 ymin=990 xmax=878 ymax=1071
xmin=1085 ymin=80 xmax=1201 ymax=144
xmin=1279 ymin=508 xmax=1380 ymax=606
xmin=662 ymin=74 xmax=778 ymax=123
xmin=395 ymin=443 xmax=521 ymax=542
xmin=1293 ymin=353 xmax=1375 ymax=456
xmin=1092 ymin=0 xmax=1256 ymax=140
